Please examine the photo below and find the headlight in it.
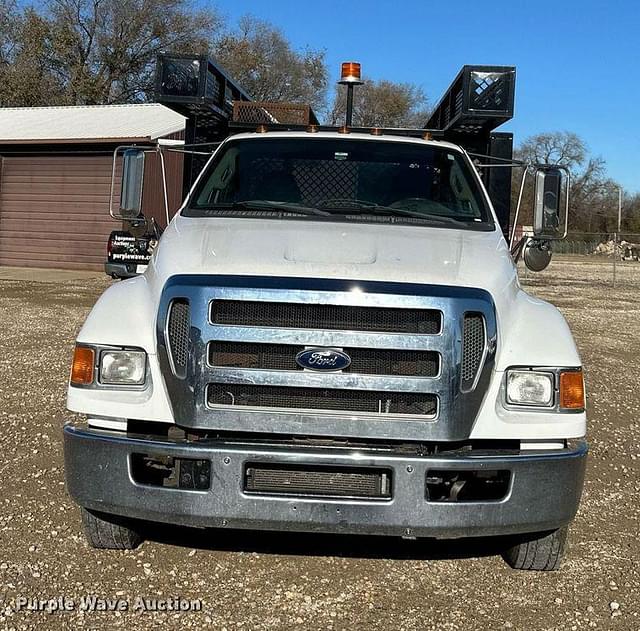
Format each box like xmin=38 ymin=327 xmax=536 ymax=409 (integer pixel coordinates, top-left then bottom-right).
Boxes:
xmin=506 ymin=370 xmax=554 ymax=407
xmin=100 ymin=350 xmax=146 ymax=385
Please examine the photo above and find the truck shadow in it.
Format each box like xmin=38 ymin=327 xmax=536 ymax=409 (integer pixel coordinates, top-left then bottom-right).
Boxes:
xmin=141 ymin=523 xmax=507 ymax=561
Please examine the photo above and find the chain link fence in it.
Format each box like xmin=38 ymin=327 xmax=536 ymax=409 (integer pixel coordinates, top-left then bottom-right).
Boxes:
xmin=523 ymin=232 xmax=640 ymax=289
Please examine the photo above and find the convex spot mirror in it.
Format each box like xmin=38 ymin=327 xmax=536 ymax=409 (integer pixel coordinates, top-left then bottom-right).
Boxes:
xmin=533 ymin=167 xmax=563 ymax=238
xmin=119 ymin=149 xmax=145 ymax=219
xmin=523 ymin=238 xmax=552 ymax=272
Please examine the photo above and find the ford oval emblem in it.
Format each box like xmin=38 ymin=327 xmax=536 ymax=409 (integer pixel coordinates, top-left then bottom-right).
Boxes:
xmin=296 ymin=348 xmax=351 ymax=371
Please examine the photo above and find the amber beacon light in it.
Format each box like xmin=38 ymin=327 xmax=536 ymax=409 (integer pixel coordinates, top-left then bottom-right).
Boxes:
xmin=339 ymin=62 xmax=363 ymax=84
xmin=338 ymin=61 xmax=364 ymax=128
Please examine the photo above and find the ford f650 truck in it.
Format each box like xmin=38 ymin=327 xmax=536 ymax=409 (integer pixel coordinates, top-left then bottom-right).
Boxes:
xmin=64 ymin=61 xmax=587 ymax=571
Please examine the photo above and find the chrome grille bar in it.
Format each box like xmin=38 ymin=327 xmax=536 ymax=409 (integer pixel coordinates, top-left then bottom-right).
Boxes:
xmin=205 ymin=368 xmax=439 ymax=392
xmin=208 ymin=326 xmax=441 ymax=350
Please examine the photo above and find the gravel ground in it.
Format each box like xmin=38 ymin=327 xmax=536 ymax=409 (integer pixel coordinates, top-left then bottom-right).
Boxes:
xmin=0 ymin=256 xmax=638 ymax=630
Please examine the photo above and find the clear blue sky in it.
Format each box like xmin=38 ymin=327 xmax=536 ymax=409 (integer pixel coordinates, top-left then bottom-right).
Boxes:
xmin=213 ymin=0 xmax=639 ymax=193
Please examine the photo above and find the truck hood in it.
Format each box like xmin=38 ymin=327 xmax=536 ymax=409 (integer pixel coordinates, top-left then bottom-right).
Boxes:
xmin=150 ymin=214 xmax=517 ymax=298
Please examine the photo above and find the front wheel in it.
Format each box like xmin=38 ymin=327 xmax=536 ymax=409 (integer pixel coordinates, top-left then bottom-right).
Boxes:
xmin=81 ymin=507 xmax=143 ymax=550
xmin=501 ymin=526 xmax=568 ymax=571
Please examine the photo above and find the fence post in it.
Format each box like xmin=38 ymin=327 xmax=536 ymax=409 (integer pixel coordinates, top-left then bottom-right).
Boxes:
xmin=612 ymin=232 xmax=617 ymax=288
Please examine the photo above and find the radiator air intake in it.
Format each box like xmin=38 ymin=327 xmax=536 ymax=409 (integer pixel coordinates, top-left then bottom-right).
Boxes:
xmin=461 ymin=313 xmax=486 ymax=391
xmin=244 ymin=463 xmax=392 ymax=500
xmin=167 ymin=299 xmax=190 ymax=377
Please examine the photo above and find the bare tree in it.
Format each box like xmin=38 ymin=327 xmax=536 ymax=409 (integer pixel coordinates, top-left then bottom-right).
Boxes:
xmin=623 ymin=192 xmax=640 ymax=234
xmin=46 ymin=0 xmax=223 ymax=104
xmin=517 ymin=131 xmax=586 ymax=168
xmin=0 ymin=0 xmax=222 ymax=106
xmin=0 ymin=8 xmax=65 ymax=106
xmin=329 ymin=79 xmax=430 ymax=128
xmin=214 ymin=16 xmax=328 ymax=113
xmin=0 ymin=0 xmax=18 ymax=65
xmin=1 ymin=5 xmax=330 ymax=109
xmin=513 ymin=131 xmax=617 ymax=232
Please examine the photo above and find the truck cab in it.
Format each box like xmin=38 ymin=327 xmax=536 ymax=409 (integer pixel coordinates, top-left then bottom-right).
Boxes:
xmin=63 ymin=62 xmax=587 ymax=571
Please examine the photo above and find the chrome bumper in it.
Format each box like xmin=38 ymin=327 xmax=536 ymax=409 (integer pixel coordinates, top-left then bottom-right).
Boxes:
xmin=64 ymin=424 xmax=587 ymax=539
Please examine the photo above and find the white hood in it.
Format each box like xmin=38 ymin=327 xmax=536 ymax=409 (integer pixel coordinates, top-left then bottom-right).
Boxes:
xmin=150 ymin=214 xmax=516 ymax=297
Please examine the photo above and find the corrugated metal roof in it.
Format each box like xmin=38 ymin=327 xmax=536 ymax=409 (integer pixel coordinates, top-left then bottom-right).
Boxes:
xmin=0 ymin=103 xmax=186 ymax=143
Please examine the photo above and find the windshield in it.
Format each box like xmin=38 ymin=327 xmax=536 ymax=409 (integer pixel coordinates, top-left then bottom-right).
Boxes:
xmin=185 ymin=137 xmax=494 ymax=229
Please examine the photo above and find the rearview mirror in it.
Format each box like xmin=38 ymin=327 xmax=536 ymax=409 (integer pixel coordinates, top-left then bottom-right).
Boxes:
xmin=119 ymin=149 xmax=145 ymax=219
xmin=533 ymin=168 xmax=563 ymax=238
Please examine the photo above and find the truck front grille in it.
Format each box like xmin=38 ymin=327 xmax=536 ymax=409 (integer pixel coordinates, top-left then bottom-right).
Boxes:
xmin=209 ymin=342 xmax=439 ymax=377
xmin=208 ymin=384 xmax=438 ymax=416
xmin=158 ymin=277 xmax=496 ymax=441
xmin=211 ymin=300 xmax=441 ymax=334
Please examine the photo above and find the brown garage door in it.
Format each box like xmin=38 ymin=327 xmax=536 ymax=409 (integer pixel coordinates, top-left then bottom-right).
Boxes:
xmin=0 ymin=155 xmax=119 ymax=271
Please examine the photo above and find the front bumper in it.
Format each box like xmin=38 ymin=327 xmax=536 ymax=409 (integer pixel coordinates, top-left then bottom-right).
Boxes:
xmin=64 ymin=424 xmax=587 ymax=539
xmin=104 ymin=262 xmax=143 ymax=279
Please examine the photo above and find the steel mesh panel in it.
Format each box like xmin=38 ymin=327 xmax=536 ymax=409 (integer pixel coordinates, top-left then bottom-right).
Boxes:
xmin=470 ymin=71 xmax=510 ymax=111
xmin=167 ymin=300 xmax=190 ymax=376
xmin=293 ymin=160 xmax=359 ymax=205
xmin=208 ymin=384 xmax=437 ymax=416
xmin=243 ymin=158 xmax=286 ymax=200
xmin=245 ymin=464 xmax=391 ymax=499
xmin=233 ymin=102 xmax=311 ymax=124
xmin=209 ymin=342 xmax=439 ymax=377
xmin=461 ymin=313 xmax=485 ymax=389
xmin=454 ymin=89 xmax=464 ymax=117
xmin=241 ymin=157 xmax=429 ymax=208
xmin=211 ymin=301 xmax=441 ymax=334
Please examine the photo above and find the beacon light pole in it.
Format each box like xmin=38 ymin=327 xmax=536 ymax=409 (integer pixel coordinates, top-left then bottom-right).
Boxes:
xmin=338 ymin=62 xmax=364 ymax=127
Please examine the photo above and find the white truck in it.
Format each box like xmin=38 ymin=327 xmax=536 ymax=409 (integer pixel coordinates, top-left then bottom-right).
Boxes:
xmin=64 ymin=62 xmax=587 ymax=571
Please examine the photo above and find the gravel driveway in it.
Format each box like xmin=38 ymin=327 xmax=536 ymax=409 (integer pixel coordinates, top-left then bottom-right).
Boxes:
xmin=0 ymin=257 xmax=638 ymax=630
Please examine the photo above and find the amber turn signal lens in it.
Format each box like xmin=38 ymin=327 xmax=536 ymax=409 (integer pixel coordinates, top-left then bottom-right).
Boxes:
xmin=71 ymin=346 xmax=95 ymax=386
xmin=559 ymin=370 xmax=585 ymax=410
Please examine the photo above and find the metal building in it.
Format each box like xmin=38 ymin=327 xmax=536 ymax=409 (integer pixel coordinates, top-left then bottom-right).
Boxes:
xmin=0 ymin=104 xmax=185 ymax=270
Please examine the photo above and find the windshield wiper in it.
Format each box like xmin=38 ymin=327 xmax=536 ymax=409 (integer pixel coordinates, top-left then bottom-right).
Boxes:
xmin=230 ymin=200 xmax=331 ymax=216
xmin=317 ymin=200 xmax=471 ymax=225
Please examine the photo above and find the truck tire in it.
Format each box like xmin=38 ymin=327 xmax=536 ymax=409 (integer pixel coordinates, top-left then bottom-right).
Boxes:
xmin=81 ymin=508 xmax=143 ymax=550
xmin=501 ymin=526 xmax=568 ymax=571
